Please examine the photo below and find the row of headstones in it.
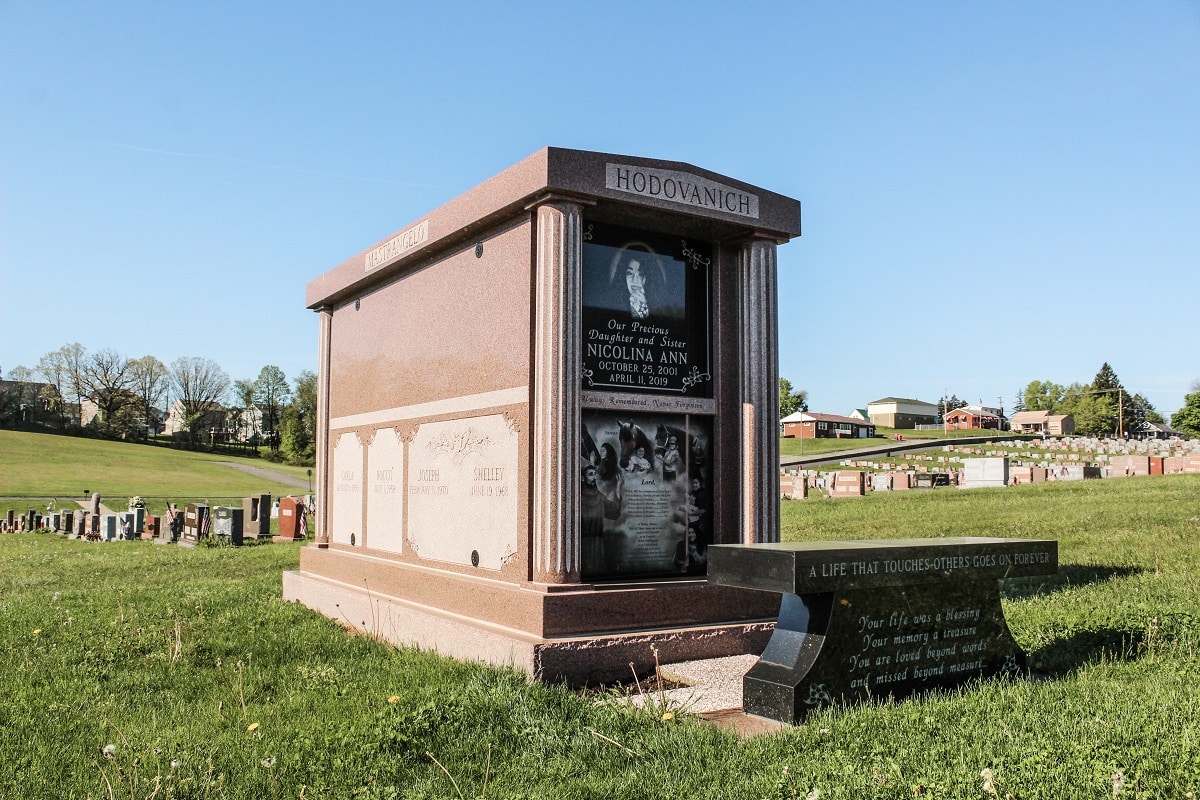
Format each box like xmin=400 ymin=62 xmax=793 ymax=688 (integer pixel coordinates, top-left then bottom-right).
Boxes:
xmin=1 ymin=495 xmax=310 ymax=545
xmin=777 ymin=451 xmax=1191 ymax=498
xmin=779 ymin=469 xmax=956 ymax=499
xmin=947 ymin=437 xmax=1200 ymax=459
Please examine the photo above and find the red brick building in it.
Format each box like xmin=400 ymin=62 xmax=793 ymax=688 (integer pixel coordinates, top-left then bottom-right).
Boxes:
xmin=781 ymin=411 xmax=876 ymax=439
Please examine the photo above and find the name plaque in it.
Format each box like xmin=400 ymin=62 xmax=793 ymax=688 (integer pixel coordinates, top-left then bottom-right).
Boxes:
xmin=709 ymin=537 xmax=1058 ymax=723
xmin=605 ymin=163 xmax=759 ymax=219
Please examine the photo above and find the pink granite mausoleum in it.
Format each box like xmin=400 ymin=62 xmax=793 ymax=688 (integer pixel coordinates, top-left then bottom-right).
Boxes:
xmin=286 ymin=147 xmax=802 ymax=682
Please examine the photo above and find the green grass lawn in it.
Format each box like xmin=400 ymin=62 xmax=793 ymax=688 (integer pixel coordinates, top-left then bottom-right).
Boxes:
xmin=0 ymin=430 xmax=308 ymax=515
xmin=2 ymin=472 xmax=1198 ymax=798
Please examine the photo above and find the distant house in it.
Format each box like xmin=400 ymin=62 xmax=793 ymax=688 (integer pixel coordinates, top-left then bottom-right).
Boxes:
xmin=1133 ymin=420 xmax=1181 ymax=440
xmin=164 ymin=399 xmax=226 ymax=436
xmin=782 ymin=411 xmax=876 ymax=439
xmin=1010 ymin=410 xmax=1075 ymax=436
xmin=848 ymin=408 xmax=870 ymax=422
xmin=944 ymin=404 xmax=1005 ymax=431
xmin=866 ymin=397 xmax=939 ymax=429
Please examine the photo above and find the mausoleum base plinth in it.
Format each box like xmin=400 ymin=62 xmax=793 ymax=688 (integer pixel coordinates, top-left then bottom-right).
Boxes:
xmin=284 ymin=560 xmax=775 ymax=685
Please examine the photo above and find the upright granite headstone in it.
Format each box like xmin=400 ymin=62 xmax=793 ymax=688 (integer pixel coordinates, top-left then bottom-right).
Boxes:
xmin=212 ymin=506 xmax=244 ymax=546
xmin=285 ymin=147 xmax=801 ymax=683
xmin=242 ymin=493 xmax=272 ymax=539
xmin=90 ymin=493 xmax=101 ymax=515
xmin=180 ymin=504 xmax=209 ymax=547
xmin=275 ymin=497 xmax=305 ymax=541
xmin=709 ymin=537 xmax=1058 ymax=723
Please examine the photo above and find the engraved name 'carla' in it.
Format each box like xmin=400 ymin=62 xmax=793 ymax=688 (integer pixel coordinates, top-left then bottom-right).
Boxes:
xmin=605 ymin=163 xmax=760 ymax=219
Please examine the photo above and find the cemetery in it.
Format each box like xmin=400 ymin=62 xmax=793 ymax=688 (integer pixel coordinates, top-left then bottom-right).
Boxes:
xmin=781 ymin=435 xmax=1200 ymax=499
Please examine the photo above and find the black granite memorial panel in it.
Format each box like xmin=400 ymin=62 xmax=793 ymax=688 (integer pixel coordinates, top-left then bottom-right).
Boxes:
xmin=709 ymin=537 xmax=1058 ymax=723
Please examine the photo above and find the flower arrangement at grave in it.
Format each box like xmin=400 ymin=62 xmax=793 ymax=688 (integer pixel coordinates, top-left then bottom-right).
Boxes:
xmin=128 ymin=496 xmax=147 ymax=510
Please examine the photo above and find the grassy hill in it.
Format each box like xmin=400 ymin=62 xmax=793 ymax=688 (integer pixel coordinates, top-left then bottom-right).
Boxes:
xmin=0 ymin=430 xmax=308 ymax=512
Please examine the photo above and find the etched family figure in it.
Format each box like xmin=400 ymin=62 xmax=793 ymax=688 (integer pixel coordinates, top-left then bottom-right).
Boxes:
xmin=580 ymin=464 xmax=624 ymax=573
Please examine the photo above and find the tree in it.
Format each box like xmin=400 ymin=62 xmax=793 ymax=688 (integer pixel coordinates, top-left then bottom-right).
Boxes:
xmin=1088 ymin=362 xmax=1133 ymax=436
xmin=253 ymin=365 xmax=290 ymax=446
xmin=1010 ymin=389 xmax=1026 ymax=414
xmin=80 ymin=348 xmax=134 ymax=432
xmin=1171 ymin=392 xmax=1200 ymax=438
xmin=7 ymin=365 xmax=33 ymax=382
xmin=936 ymin=394 xmax=967 ymax=423
xmin=127 ymin=355 xmax=169 ymax=437
xmin=37 ymin=347 xmax=76 ymax=427
xmin=232 ymin=378 xmax=259 ymax=442
xmin=1022 ymin=380 xmax=1065 ymax=413
xmin=281 ymin=370 xmax=317 ymax=463
xmin=778 ymin=378 xmax=808 ymax=418
xmin=170 ymin=357 xmax=230 ymax=442
xmin=1129 ymin=393 xmax=1161 ymax=429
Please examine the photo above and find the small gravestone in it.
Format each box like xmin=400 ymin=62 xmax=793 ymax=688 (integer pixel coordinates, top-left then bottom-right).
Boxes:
xmin=275 ymin=497 xmax=305 ymax=541
xmin=130 ymin=507 xmax=145 ymax=536
xmin=709 ymin=537 xmax=1058 ymax=723
xmin=180 ymin=504 xmax=209 ymax=547
xmin=4 ymin=510 xmax=12 ymax=528
xmin=100 ymin=514 xmax=118 ymax=541
xmin=117 ymin=511 xmax=136 ymax=540
xmin=242 ymin=494 xmax=271 ymax=539
xmin=212 ymin=506 xmax=244 ymax=546
xmin=61 ymin=510 xmax=73 ymax=534
xmin=142 ymin=514 xmax=160 ymax=540
xmin=90 ymin=493 xmax=101 ymax=515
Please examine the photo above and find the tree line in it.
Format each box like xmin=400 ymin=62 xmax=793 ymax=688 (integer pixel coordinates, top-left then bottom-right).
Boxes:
xmin=1 ymin=344 xmax=316 ymax=464
xmin=1010 ymin=362 xmax=1165 ymax=437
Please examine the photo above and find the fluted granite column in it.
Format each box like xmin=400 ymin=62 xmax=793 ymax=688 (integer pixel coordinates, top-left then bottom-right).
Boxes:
xmin=531 ymin=200 xmax=583 ymax=583
xmin=314 ymin=304 xmax=333 ymax=546
xmin=739 ymin=238 xmax=781 ymax=544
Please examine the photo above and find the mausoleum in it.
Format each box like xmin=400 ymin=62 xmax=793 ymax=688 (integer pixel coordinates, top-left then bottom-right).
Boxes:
xmin=285 ymin=147 xmax=802 ymax=682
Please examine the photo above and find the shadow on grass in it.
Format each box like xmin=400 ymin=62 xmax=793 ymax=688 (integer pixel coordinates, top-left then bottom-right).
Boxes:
xmin=1029 ymin=625 xmax=1148 ymax=677
xmin=1001 ymin=564 xmax=1142 ymax=600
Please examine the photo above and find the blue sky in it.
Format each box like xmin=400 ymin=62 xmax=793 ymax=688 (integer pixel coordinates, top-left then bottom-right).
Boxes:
xmin=2 ymin=2 xmax=1197 ymax=419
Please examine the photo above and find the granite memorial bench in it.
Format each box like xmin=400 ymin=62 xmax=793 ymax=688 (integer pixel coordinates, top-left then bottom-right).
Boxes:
xmin=708 ymin=537 xmax=1058 ymax=723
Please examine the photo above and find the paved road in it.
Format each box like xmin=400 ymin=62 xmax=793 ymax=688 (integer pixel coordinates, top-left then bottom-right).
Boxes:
xmin=216 ymin=461 xmax=311 ymax=490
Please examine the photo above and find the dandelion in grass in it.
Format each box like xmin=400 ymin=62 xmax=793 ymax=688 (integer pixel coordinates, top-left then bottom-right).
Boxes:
xmin=981 ymin=768 xmax=997 ymax=797
xmin=1112 ymin=771 xmax=1125 ymax=798
xmin=247 ymin=722 xmax=260 ymax=733
xmin=387 ymin=695 xmax=400 ymax=704
xmin=33 ymin=628 xmax=41 ymax=635
xmin=807 ymin=790 xmax=820 ymax=800
xmin=661 ymin=711 xmax=674 ymax=722
xmin=102 ymin=744 xmax=117 ymax=758
xmin=170 ymin=759 xmax=181 ymax=769
xmin=261 ymin=756 xmax=277 ymax=768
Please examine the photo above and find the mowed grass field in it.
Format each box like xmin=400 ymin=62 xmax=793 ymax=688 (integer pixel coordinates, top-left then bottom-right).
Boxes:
xmin=0 ymin=430 xmax=307 ymax=513
xmin=1 ymin=430 xmax=1199 ymax=798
